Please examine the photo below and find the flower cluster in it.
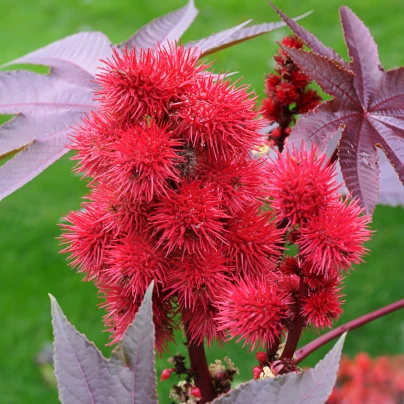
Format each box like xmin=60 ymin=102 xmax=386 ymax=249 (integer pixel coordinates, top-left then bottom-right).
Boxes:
xmin=217 ymin=146 xmax=371 ymax=360
xmin=260 ymin=35 xmax=322 ymax=150
xmin=161 ymin=353 xmax=202 ymax=403
xmin=329 ymin=353 xmax=404 ymax=403
xmin=209 ymin=357 xmax=239 ymax=396
xmin=267 ymin=147 xmax=371 ymax=331
xmin=170 ymin=382 xmax=202 ymax=404
xmin=253 ymin=346 xmax=295 ymax=379
xmin=60 ymin=42 xmax=279 ymax=352
xmin=162 ymin=354 xmax=239 ymax=402
xmin=61 ymin=40 xmax=371 ymax=368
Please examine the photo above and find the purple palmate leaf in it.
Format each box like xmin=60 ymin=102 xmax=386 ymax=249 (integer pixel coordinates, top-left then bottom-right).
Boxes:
xmin=324 ymin=132 xmax=404 ymax=208
xmin=115 ymin=282 xmax=157 ymax=404
xmin=286 ymin=130 xmax=404 ymax=206
xmin=50 ymin=293 xmax=111 ymax=404
xmin=212 ymin=333 xmax=346 ymax=404
xmin=0 ymin=71 xmax=94 ymax=200
xmin=269 ymin=2 xmax=348 ymax=68
xmin=185 ymin=20 xmax=252 ymax=55
xmin=186 ymin=12 xmax=311 ymax=57
xmin=1 ymin=32 xmax=113 ymax=84
xmin=120 ymin=0 xmax=198 ymax=51
xmin=274 ymin=4 xmax=404 ymax=214
xmin=0 ymin=35 xmax=108 ymax=201
xmin=335 ymin=155 xmax=404 ymax=208
xmin=0 ymin=129 xmax=77 ymax=200
xmin=50 ymin=282 xmax=157 ymax=404
xmin=376 ymin=155 xmax=404 ymax=206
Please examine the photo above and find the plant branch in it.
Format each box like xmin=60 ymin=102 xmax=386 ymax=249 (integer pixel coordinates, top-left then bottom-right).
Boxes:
xmin=281 ymin=276 xmax=308 ymax=359
xmin=328 ymin=146 xmax=339 ymax=166
xmin=276 ymin=106 xmax=294 ymax=153
xmin=267 ymin=334 xmax=281 ymax=361
xmin=295 ymin=298 xmax=404 ymax=364
xmin=185 ymin=330 xmax=216 ymax=403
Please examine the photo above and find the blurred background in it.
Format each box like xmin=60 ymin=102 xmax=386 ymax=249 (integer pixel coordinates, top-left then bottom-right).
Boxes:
xmin=0 ymin=0 xmax=403 ymax=403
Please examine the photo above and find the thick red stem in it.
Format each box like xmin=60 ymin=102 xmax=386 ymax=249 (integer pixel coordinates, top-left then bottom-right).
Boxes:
xmin=267 ymin=335 xmax=281 ymax=360
xmin=281 ymin=276 xmax=308 ymax=359
xmin=186 ymin=335 xmax=216 ymax=403
xmin=328 ymin=146 xmax=339 ymax=166
xmin=295 ymin=299 xmax=404 ymax=364
xmin=276 ymin=106 xmax=294 ymax=153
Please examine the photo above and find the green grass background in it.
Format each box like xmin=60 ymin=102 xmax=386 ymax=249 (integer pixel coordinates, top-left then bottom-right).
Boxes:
xmin=0 ymin=0 xmax=403 ymax=403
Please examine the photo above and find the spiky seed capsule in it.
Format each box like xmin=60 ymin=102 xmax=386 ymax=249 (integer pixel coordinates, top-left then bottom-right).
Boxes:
xmin=160 ymin=368 xmax=173 ymax=381
xmin=253 ymin=366 xmax=263 ymax=379
xmin=190 ymin=386 xmax=202 ymax=399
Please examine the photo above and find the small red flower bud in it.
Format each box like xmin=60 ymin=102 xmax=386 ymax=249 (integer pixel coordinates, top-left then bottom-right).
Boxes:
xmin=255 ymin=352 xmax=268 ymax=364
xmin=267 ymin=138 xmax=276 ymax=148
xmin=265 ymin=74 xmax=281 ymax=93
xmin=297 ymin=89 xmax=322 ymax=114
xmin=215 ymin=371 xmax=225 ymax=379
xmin=271 ymin=127 xmax=282 ymax=139
xmin=253 ymin=366 xmax=263 ymax=379
xmin=274 ymin=82 xmax=299 ymax=105
xmin=282 ymin=35 xmax=304 ymax=50
xmin=191 ymin=386 xmax=202 ymax=399
xmin=260 ymin=35 xmax=323 ymax=153
xmin=260 ymin=97 xmax=281 ymax=122
xmin=160 ymin=368 xmax=172 ymax=381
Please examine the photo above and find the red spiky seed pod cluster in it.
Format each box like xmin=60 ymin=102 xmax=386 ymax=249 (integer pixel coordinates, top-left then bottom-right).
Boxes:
xmin=267 ymin=146 xmax=372 ymax=330
xmin=217 ymin=146 xmax=371 ymax=355
xmin=260 ymin=35 xmax=322 ymax=150
xmin=60 ymin=42 xmax=283 ymax=352
xmin=216 ymin=276 xmax=293 ymax=350
xmin=61 ymin=41 xmax=372 ymax=359
xmin=267 ymin=147 xmax=340 ymax=227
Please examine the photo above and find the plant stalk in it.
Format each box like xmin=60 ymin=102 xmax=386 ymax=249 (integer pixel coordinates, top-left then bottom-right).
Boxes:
xmin=276 ymin=106 xmax=294 ymax=153
xmin=295 ymin=298 xmax=404 ymax=364
xmin=267 ymin=335 xmax=281 ymax=360
xmin=281 ymin=276 xmax=308 ymax=359
xmin=329 ymin=146 xmax=339 ymax=165
xmin=186 ymin=333 xmax=216 ymax=403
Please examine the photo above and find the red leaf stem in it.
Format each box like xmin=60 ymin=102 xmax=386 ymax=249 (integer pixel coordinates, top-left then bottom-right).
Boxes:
xmin=295 ymin=298 xmax=404 ymax=364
